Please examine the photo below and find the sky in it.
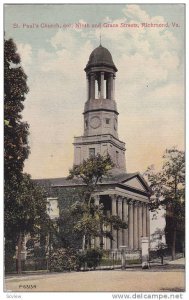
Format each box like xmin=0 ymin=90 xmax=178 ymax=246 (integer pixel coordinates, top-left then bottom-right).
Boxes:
xmin=4 ymin=4 xmax=185 ymax=180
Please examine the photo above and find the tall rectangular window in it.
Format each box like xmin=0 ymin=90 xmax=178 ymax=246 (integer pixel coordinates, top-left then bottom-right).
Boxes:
xmin=89 ymin=148 xmax=95 ymax=157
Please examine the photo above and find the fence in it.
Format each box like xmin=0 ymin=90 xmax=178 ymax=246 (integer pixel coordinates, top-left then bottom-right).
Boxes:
xmin=98 ymin=249 xmax=142 ymax=269
xmin=6 ymin=249 xmax=142 ymax=273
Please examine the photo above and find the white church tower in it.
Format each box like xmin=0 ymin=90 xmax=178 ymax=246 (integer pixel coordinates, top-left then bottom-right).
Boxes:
xmin=73 ymin=44 xmax=126 ymax=172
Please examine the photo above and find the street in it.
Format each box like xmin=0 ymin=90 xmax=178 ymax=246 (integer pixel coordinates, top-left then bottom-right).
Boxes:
xmin=5 ymin=262 xmax=185 ymax=292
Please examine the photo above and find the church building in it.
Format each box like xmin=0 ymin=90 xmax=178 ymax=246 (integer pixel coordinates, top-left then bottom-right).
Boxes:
xmin=46 ymin=44 xmax=151 ymax=252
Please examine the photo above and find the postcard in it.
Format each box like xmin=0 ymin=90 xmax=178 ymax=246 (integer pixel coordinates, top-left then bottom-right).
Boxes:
xmin=3 ymin=3 xmax=185 ymax=298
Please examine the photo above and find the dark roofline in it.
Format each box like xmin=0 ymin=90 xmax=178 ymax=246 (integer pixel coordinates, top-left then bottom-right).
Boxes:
xmin=34 ymin=172 xmax=151 ymax=194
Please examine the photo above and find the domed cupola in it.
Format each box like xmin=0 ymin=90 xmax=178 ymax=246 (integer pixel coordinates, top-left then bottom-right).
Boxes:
xmin=85 ymin=45 xmax=118 ymax=72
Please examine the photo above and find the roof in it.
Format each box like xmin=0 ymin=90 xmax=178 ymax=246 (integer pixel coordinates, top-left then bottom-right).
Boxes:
xmin=34 ymin=171 xmax=151 ymax=195
xmin=85 ymin=45 xmax=117 ymax=72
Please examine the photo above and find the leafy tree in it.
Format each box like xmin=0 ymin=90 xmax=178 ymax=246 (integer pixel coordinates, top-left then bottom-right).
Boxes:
xmin=5 ymin=174 xmax=51 ymax=273
xmin=145 ymin=147 xmax=185 ymax=260
xmin=67 ymin=154 xmax=127 ymax=250
xmin=4 ymin=38 xmax=30 ymax=182
xmin=4 ymin=37 xmax=30 ymax=273
xmin=4 ymin=39 xmax=51 ymax=273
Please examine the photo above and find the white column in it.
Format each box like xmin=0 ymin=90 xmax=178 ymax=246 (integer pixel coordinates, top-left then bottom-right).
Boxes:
xmin=142 ymin=203 xmax=147 ymax=237
xmin=138 ymin=203 xmax=143 ymax=249
xmin=141 ymin=237 xmax=150 ymax=269
xmin=111 ymin=195 xmax=117 ymax=249
xmin=146 ymin=204 xmax=150 ymax=238
xmin=123 ymin=199 xmax=129 ymax=246
xmin=133 ymin=202 xmax=139 ymax=249
xmin=94 ymin=195 xmax=100 ymax=248
xmin=100 ymin=72 xmax=104 ymax=99
xmin=103 ymin=223 xmax=106 ymax=249
xmin=91 ymin=237 xmax=95 ymax=248
xmin=110 ymin=73 xmax=114 ymax=100
xmin=107 ymin=75 xmax=111 ymax=99
xmin=90 ymin=73 xmax=95 ymax=99
xmin=128 ymin=201 xmax=134 ymax=250
xmin=117 ymin=198 xmax=123 ymax=248
xmin=106 ymin=210 xmax=111 ymax=250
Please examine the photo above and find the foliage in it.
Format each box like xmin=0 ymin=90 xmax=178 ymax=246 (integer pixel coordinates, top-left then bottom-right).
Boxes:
xmin=49 ymin=248 xmax=77 ymax=272
xmin=150 ymin=228 xmax=167 ymax=263
xmin=4 ymin=38 xmax=52 ymax=273
xmin=67 ymin=154 xmax=127 ymax=249
xmin=4 ymin=38 xmax=30 ymax=182
xmin=85 ymin=248 xmax=103 ymax=269
xmin=76 ymin=248 xmax=103 ymax=270
xmin=4 ymin=37 xmax=30 ymax=271
xmin=145 ymin=147 xmax=185 ymax=223
xmin=68 ymin=153 xmax=114 ymax=199
xmin=145 ymin=147 xmax=185 ymax=259
xmin=47 ymin=187 xmax=84 ymax=249
xmin=70 ymin=201 xmax=127 ymax=243
xmin=49 ymin=247 xmax=103 ymax=272
xmin=5 ymin=174 xmax=50 ymax=238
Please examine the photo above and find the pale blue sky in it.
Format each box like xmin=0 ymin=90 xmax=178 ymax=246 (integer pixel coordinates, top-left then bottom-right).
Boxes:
xmin=5 ymin=4 xmax=185 ymax=52
xmin=4 ymin=4 xmax=185 ymax=179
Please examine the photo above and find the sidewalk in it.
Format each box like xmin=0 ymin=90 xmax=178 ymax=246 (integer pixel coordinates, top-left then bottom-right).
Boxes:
xmin=167 ymin=257 xmax=185 ymax=265
xmin=5 ymin=257 xmax=185 ymax=278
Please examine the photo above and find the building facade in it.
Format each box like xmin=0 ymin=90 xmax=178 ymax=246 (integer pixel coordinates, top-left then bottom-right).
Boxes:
xmin=47 ymin=44 xmax=151 ymax=251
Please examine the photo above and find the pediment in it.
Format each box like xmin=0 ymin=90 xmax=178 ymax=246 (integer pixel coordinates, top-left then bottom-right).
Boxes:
xmin=121 ymin=176 xmax=149 ymax=193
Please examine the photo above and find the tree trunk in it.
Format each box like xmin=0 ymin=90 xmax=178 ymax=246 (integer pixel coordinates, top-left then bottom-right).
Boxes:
xmin=17 ymin=233 xmax=22 ymax=274
xmin=171 ymin=228 xmax=176 ymax=260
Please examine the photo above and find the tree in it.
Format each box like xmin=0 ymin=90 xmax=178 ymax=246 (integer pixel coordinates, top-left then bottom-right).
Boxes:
xmin=4 ymin=38 xmax=30 ymax=182
xmin=4 ymin=37 xmax=30 ymax=273
xmin=67 ymin=154 xmax=127 ymax=250
xmin=7 ymin=174 xmax=51 ymax=273
xmin=4 ymin=39 xmax=51 ymax=273
xmin=145 ymin=147 xmax=185 ymax=260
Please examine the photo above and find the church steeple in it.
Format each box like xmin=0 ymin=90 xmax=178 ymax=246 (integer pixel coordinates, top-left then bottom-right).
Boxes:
xmin=83 ymin=45 xmax=119 ymax=139
xmin=73 ymin=45 xmax=126 ymax=173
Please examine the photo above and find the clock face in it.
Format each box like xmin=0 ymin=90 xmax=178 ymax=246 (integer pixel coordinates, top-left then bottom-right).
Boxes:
xmin=90 ymin=116 xmax=101 ymax=129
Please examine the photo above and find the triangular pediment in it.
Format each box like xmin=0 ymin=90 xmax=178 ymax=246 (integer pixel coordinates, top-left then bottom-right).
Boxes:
xmin=120 ymin=174 xmax=150 ymax=194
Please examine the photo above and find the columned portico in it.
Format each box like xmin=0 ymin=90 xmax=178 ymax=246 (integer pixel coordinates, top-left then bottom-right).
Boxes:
xmin=107 ymin=195 xmax=151 ymax=251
